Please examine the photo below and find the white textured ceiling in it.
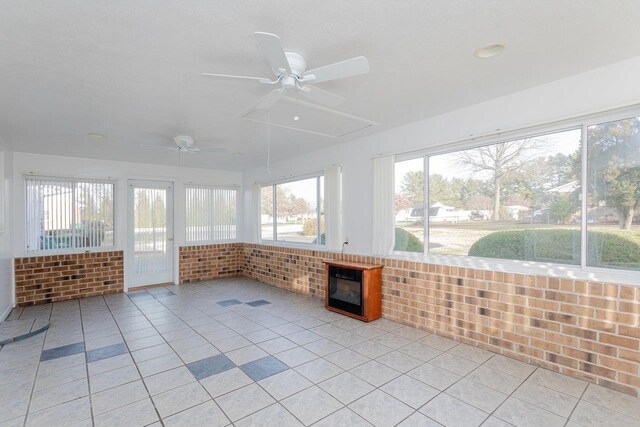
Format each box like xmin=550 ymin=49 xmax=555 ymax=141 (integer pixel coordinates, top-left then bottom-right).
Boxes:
xmin=2 ymin=1 xmax=640 ymax=170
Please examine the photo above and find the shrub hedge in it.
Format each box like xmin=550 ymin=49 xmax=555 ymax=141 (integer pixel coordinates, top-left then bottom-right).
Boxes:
xmin=468 ymin=229 xmax=640 ymax=269
xmin=394 ymin=227 xmax=424 ymax=252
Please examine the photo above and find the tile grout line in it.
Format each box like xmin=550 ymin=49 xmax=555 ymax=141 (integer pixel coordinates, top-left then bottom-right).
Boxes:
xmin=564 ymin=382 xmax=590 ymax=426
xmin=79 ymin=298 xmax=97 ymax=427
xmin=103 ymin=292 xmax=168 ymax=426
xmin=22 ymin=301 xmax=65 ymax=427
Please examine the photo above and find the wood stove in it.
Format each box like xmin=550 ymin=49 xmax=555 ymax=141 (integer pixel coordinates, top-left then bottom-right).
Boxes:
xmin=324 ymin=260 xmax=383 ymax=322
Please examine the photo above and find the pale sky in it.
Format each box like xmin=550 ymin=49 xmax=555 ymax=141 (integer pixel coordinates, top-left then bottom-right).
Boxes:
xmin=277 ymin=176 xmax=322 ymax=205
xmin=395 ymin=129 xmax=581 ymax=191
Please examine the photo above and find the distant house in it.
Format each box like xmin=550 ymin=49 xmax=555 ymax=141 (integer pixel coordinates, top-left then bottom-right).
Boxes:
xmin=395 ymin=205 xmax=423 ymax=222
xmin=505 ymin=205 xmax=529 ymax=220
xmin=429 ymin=202 xmax=470 ymax=223
xmin=547 ymin=180 xmax=580 ymax=194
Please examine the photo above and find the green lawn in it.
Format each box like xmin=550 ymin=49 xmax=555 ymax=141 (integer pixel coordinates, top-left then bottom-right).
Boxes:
xmin=395 ymin=220 xmax=640 ymax=270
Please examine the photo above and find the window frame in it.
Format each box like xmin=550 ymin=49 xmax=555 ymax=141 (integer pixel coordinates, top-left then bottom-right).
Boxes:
xmin=260 ymin=172 xmax=326 ymax=248
xmin=184 ymin=184 xmax=239 ymax=245
xmin=24 ymin=174 xmax=117 ymax=255
xmin=390 ymin=106 xmax=640 ymax=283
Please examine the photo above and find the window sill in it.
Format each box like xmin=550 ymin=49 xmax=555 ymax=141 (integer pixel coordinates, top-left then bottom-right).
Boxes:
xmin=390 ymin=251 xmax=640 ymax=287
xmin=258 ymin=240 xmax=326 ymax=251
xmin=21 ymin=246 xmax=119 ymax=258
xmin=183 ymin=240 xmax=240 ymax=246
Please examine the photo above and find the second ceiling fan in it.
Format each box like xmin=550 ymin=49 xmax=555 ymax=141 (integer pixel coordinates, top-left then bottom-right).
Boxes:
xmin=202 ymin=32 xmax=369 ymax=112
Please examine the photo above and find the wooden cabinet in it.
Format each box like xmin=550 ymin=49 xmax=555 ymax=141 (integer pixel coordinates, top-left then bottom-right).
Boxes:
xmin=323 ymin=260 xmax=383 ymax=322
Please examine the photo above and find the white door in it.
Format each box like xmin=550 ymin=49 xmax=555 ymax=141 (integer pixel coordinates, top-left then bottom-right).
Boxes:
xmin=127 ymin=180 xmax=174 ymax=288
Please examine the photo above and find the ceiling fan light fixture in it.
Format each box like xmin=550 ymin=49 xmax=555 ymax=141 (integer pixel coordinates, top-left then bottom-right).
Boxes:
xmin=474 ymin=43 xmax=506 ymax=59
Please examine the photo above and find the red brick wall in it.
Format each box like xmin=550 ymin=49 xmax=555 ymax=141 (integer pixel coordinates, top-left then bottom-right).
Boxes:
xmin=179 ymin=243 xmax=243 ymax=283
xmin=13 ymin=242 xmax=640 ymax=396
xmin=14 ymin=251 xmax=124 ymax=306
xmin=242 ymin=244 xmax=326 ymax=297
xmin=242 ymin=244 xmax=640 ymax=396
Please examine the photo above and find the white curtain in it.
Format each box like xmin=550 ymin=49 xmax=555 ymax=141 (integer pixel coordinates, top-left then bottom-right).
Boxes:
xmin=372 ymin=155 xmax=395 ymax=255
xmin=251 ymin=183 xmax=261 ymax=242
xmin=324 ymin=165 xmax=342 ymax=251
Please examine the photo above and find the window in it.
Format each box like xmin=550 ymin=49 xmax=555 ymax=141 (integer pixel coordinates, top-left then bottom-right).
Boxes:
xmin=392 ymin=116 xmax=640 ymax=272
xmin=185 ymin=185 xmax=237 ymax=242
xmin=428 ymin=129 xmax=582 ymax=264
xmin=587 ymin=117 xmax=640 ymax=271
xmin=394 ymin=158 xmax=424 ymax=252
xmin=395 ymin=129 xmax=584 ymax=264
xmin=25 ymin=176 xmax=115 ymax=252
xmin=261 ymin=175 xmax=324 ymax=245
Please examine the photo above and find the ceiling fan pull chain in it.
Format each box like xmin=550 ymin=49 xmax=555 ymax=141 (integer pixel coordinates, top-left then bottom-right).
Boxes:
xmin=267 ymin=110 xmax=271 ymax=174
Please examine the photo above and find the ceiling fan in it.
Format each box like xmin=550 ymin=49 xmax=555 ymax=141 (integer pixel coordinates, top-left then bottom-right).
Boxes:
xmin=202 ymin=32 xmax=370 ymax=112
xmin=140 ymin=135 xmax=227 ymax=154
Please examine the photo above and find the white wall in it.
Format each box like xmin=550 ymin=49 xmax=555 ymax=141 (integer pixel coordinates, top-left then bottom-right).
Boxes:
xmin=243 ymin=55 xmax=640 ymax=256
xmin=12 ymin=152 xmax=242 ymax=289
xmin=0 ymin=147 xmax=13 ymax=320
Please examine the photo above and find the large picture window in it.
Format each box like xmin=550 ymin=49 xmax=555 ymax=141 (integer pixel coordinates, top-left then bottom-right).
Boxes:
xmin=428 ymin=129 xmax=582 ymax=264
xmin=261 ymin=175 xmax=325 ymax=245
xmin=393 ymin=116 xmax=640 ymax=272
xmin=185 ymin=185 xmax=237 ymax=242
xmin=25 ymin=176 xmax=115 ymax=252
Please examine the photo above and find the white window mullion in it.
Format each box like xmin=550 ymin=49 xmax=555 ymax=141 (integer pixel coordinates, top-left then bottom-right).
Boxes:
xmin=424 ymin=155 xmax=429 ymax=256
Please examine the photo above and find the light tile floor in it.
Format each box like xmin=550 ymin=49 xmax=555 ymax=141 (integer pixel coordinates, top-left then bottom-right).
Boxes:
xmin=1 ymin=277 xmax=639 ymax=427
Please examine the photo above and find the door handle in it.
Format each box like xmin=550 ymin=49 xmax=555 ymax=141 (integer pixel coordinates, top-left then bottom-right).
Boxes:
xmin=167 ymin=237 xmax=174 ymax=241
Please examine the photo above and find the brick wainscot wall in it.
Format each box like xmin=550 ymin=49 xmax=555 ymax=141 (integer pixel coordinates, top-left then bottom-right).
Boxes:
xmin=179 ymin=243 xmax=243 ymax=283
xmin=242 ymin=243 xmax=640 ymax=396
xmin=14 ymin=251 xmax=124 ymax=306
xmin=13 ymin=243 xmax=640 ymax=396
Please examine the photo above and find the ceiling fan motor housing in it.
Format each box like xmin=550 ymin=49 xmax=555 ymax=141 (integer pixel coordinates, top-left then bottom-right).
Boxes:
xmin=173 ymin=135 xmax=195 ymax=147
xmin=285 ymin=52 xmax=307 ymax=78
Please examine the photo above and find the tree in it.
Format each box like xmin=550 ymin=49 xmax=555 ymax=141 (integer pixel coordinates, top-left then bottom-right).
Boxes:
xmin=400 ymin=170 xmax=424 ymax=205
xmin=289 ymin=196 xmax=311 ymax=217
xmin=549 ymin=194 xmax=573 ymax=224
xmin=603 ymin=161 xmax=640 ymax=229
xmin=456 ymin=138 xmax=544 ymax=220
xmin=588 ymin=118 xmax=640 ymax=229
xmin=395 ymin=194 xmax=412 ymax=213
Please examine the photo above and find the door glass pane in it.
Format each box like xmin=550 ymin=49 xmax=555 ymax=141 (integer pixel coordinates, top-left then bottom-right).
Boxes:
xmin=134 ymin=187 xmax=167 ymax=275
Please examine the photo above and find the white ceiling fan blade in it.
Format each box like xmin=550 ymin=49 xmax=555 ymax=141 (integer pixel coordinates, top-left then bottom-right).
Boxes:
xmin=303 ymin=56 xmax=369 ymax=83
xmin=254 ymin=32 xmax=291 ymax=76
xmin=138 ymin=143 xmax=179 ymax=152
xmin=201 ymin=73 xmax=270 ymax=83
xmin=196 ymin=147 xmax=227 ymax=153
xmin=299 ymin=84 xmax=344 ymax=107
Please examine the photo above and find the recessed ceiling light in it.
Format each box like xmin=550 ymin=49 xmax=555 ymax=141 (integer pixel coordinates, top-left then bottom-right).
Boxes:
xmin=474 ymin=44 xmax=506 ymax=59
xmin=293 ymin=116 xmax=300 ymax=121
xmin=88 ymin=132 xmax=105 ymax=139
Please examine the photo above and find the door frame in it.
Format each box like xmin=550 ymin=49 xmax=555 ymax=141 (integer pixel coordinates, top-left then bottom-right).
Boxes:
xmin=126 ymin=179 xmax=175 ymax=289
